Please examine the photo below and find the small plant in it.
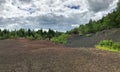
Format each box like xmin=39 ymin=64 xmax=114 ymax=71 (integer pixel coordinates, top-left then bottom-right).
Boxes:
xmin=26 ymin=35 xmax=34 ymax=40
xmin=99 ymin=40 xmax=113 ymax=47
xmin=86 ymin=34 xmax=92 ymax=37
xmin=112 ymin=43 xmax=120 ymax=50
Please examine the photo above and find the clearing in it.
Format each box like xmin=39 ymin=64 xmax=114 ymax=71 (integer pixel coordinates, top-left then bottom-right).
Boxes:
xmin=0 ymin=39 xmax=119 ymax=72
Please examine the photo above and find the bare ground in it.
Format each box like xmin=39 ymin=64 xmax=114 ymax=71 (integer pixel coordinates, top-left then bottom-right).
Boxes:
xmin=0 ymin=39 xmax=120 ymax=72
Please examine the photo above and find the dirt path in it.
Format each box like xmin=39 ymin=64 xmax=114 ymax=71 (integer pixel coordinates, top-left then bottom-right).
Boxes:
xmin=0 ymin=39 xmax=120 ymax=72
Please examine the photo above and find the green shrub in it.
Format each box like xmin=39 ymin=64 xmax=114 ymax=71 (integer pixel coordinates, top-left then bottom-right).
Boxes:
xmin=112 ymin=43 xmax=120 ymax=50
xmin=96 ymin=40 xmax=120 ymax=52
xmin=98 ymin=40 xmax=113 ymax=47
xmin=86 ymin=34 xmax=92 ymax=37
xmin=51 ymin=34 xmax=69 ymax=44
xmin=26 ymin=35 xmax=34 ymax=40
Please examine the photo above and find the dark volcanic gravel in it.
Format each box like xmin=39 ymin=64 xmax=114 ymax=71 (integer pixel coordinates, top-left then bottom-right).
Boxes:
xmin=66 ymin=28 xmax=120 ymax=48
xmin=0 ymin=39 xmax=120 ymax=72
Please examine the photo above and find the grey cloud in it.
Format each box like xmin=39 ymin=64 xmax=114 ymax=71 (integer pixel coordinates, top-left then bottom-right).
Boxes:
xmin=19 ymin=0 xmax=32 ymax=3
xmin=0 ymin=0 xmax=6 ymax=5
xmin=88 ymin=0 xmax=114 ymax=12
xmin=0 ymin=12 xmax=89 ymax=31
xmin=29 ymin=13 xmax=89 ymax=31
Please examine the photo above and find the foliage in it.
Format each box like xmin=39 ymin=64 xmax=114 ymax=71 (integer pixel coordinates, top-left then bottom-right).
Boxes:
xmin=51 ymin=34 xmax=69 ymax=44
xmin=0 ymin=29 xmax=63 ymax=40
xmin=96 ymin=40 xmax=120 ymax=52
xmin=98 ymin=40 xmax=113 ymax=47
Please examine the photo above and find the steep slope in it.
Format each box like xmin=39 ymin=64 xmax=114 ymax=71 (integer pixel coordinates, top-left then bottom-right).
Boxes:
xmin=66 ymin=28 xmax=120 ymax=48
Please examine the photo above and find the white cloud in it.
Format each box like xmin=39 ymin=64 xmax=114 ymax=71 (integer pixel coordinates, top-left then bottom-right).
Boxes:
xmin=0 ymin=0 xmax=119 ymax=32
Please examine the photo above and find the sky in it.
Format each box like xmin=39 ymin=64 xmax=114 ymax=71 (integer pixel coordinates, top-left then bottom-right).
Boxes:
xmin=0 ymin=0 xmax=119 ymax=32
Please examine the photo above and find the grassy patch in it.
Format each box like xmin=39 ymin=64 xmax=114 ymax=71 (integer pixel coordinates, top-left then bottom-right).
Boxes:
xmin=96 ymin=45 xmax=120 ymax=52
xmin=96 ymin=40 xmax=120 ymax=52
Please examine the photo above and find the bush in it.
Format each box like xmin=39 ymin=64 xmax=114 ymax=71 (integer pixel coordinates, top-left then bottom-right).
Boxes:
xmin=98 ymin=40 xmax=113 ymax=47
xmin=112 ymin=43 xmax=120 ymax=50
xmin=51 ymin=34 xmax=69 ymax=44
xmin=86 ymin=34 xmax=92 ymax=37
xmin=26 ymin=35 xmax=34 ymax=40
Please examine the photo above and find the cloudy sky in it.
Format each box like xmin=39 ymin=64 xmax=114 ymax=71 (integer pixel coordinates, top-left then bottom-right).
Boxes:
xmin=0 ymin=0 xmax=119 ymax=32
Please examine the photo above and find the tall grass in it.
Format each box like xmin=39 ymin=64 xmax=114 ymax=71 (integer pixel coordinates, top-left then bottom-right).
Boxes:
xmin=96 ymin=40 xmax=120 ymax=52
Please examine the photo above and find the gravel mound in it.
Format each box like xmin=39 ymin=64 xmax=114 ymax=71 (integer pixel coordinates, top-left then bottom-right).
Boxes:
xmin=66 ymin=28 xmax=120 ymax=48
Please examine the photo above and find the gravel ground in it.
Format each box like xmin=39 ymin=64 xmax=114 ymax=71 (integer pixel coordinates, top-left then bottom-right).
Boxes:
xmin=0 ymin=39 xmax=120 ymax=72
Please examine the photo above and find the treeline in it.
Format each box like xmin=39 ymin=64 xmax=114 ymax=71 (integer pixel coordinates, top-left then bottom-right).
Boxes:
xmin=0 ymin=29 xmax=62 ymax=40
xmin=68 ymin=1 xmax=120 ymax=35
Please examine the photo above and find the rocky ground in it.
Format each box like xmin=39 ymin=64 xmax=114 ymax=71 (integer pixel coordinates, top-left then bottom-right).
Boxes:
xmin=0 ymin=39 xmax=120 ymax=72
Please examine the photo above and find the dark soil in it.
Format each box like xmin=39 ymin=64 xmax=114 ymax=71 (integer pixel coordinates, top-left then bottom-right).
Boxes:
xmin=0 ymin=39 xmax=120 ymax=72
xmin=66 ymin=28 xmax=120 ymax=48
